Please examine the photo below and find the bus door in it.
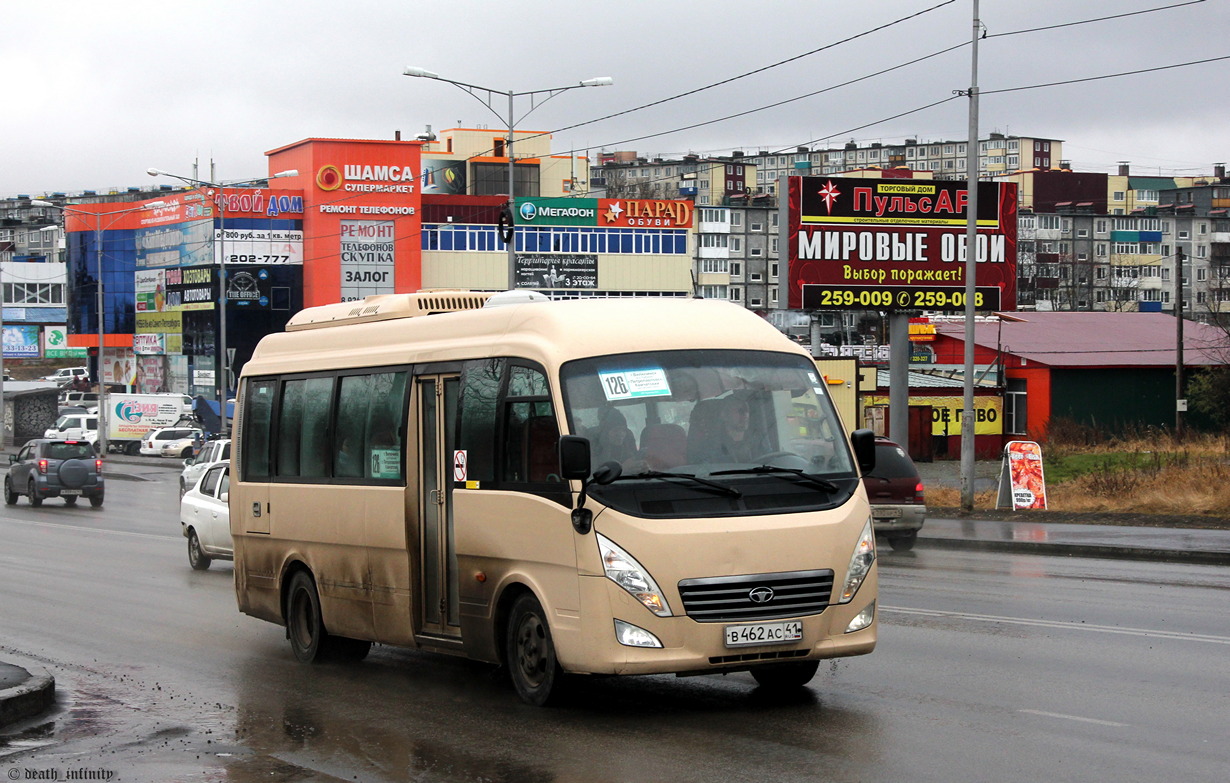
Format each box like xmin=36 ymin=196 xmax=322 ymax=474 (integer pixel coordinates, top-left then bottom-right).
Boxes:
xmin=416 ymin=374 xmax=461 ymax=637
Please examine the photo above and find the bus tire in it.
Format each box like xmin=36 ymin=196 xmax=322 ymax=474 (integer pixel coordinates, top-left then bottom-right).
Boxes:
xmin=286 ymin=571 xmax=329 ymax=663
xmin=750 ymin=660 xmax=819 ymax=690
xmin=506 ymin=593 xmax=564 ymax=706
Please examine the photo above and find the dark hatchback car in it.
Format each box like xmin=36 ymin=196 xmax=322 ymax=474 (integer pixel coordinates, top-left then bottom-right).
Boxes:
xmin=862 ymin=437 xmax=926 ymax=551
xmin=5 ymin=439 xmax=104 ymax=508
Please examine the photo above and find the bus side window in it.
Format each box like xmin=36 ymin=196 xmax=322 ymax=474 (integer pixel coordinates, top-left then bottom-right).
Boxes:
xmin=458 ymin=359 xmax=504 ymax=485
xmin=524 ymin=415 xmax=560 ymax=481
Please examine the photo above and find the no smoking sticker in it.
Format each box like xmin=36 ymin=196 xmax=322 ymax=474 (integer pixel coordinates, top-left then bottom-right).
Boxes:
xmin=453 ymin=450 xmax=468 ymax=482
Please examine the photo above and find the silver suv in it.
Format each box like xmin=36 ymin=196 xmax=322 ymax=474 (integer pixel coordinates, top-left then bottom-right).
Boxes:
xmin=5 ymin=439 xmax=105 ymax=508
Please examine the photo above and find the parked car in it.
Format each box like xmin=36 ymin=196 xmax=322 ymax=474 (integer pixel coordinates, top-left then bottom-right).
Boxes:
xmin=5 ymin=439 xmax=104 ymax=508
xmin=160 ymin=431 xmax=206 ymax=459
xmin=44 ymin=413 xmax=99 ymax=447
xmin=862 ymin=437 xmax=926 ymax=551
xmin=42 ymin=367 xmax=89 ymax=383
xmin=140 ymin=427 xmax=201 ymax=456
xmin=180 ymin=438 xmax=230 ymax=495
xmin=58 ymin=391 xmax=100 ymax=408
xmin=180 ymin=462 xmax=232 ymax=570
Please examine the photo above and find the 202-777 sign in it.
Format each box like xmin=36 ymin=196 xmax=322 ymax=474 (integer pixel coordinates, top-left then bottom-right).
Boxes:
xmin=786 ymin=176 xmax=1017 ymax=312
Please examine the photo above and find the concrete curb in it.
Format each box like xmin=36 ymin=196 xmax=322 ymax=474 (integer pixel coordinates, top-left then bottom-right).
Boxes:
xmin=916 ymin=535 xmax=1230 ymax=566
xmin=0 ymin=665 xmax=55 ymax=729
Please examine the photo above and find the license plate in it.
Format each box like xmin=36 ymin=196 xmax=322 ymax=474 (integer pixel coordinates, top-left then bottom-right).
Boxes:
xmin=724 ymin=620 xmax=803 ymax=648
xmin=873 ymin=506 xmax=902 ymax=518
xmin=61 ymin=489 xmax=82 ymax=495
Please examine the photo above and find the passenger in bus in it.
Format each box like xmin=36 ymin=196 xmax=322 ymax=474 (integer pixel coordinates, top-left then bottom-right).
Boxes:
xmin=336 ymin=435 xmax=363 ymax=478
xmin=591 ymin=407 xmax=636 ymax=466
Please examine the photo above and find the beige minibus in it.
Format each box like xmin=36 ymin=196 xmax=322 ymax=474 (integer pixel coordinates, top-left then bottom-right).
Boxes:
xmin=232 ymin=291 xmax=878 ymax=705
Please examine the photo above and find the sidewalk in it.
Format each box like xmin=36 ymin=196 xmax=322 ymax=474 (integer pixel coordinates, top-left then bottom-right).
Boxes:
xmin=916 ymin=516 xmax=1230 ymax=566
xmin=0 ymin=662 xmax=54 ymax=729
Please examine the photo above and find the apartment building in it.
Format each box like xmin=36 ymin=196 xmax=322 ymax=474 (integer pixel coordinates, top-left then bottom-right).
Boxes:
xmin=592 ymin=152 xmax=755 ymax=206
xmin=744 ymin=133 xmax=1063 ymax=194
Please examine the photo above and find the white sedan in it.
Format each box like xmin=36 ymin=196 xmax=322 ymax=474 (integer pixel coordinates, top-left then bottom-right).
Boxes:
xmin=180 ymin=438 xmax=230 ymax=495
xmin=180 ymin=461 xmax=232 ymax=570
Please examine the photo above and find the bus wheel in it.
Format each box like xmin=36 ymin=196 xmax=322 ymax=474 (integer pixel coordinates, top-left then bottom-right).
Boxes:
xmin=750 ymin=660 xmax=819 ymax=690
xmin=506 ymin=593 xmax=563 ymax=706
xmin=287 ymin=571 xmax=329 ymax=663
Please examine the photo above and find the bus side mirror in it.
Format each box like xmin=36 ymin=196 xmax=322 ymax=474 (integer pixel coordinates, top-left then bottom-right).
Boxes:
xmin=850 ymin=428 xmax=876 ymax=473
xmin=558 ymin=435 xmax=591 ymax=480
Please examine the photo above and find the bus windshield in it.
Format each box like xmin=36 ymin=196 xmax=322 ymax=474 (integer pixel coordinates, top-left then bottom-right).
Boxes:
xmin=561 ymin=349 xmax=857 ymax=515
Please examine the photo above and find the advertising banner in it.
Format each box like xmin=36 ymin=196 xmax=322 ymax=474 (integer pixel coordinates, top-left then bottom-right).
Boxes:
xmin=514 ymin=254 xmax=598 ymax=289
xmin=339 ymin=220 xmax=396 ymax=301
xmin=788 ymin=176 xmax=1017 ymax=311
xmin=133 ymin=333 xmax=166 ymax=355
xmin=3 ymin=325 xmax=41 ymax=358
xmin=513 ymin=198 xmax=695 ymax=229
xmin=225 ymin=267 xmax=275 ymax=308
xmin=599 ymin=199 xmax=693 ymax=229
xmin=135 ymin=270 xmax=164 ymax=312
xmin=515 ymin=198 xmax=599 ymax=226
xmin=997 ymin=440 xmax=1048 ymax=510
xmin=421 ymin=158 xmax=468 ymax=195
xmin=866 ymin=394 xmax=1002 ymax=435
xmin=136 ymin=311 xmax=183 ymax=333
xmin=165 ymin=266 xmax=216 ymax=311
xmin=136 ymin=219 xmax=212 ymax=269
xmin=43 ymin=327 xmax=87 ymax=359
xmin=214 ymin=228 xmax=304 ymax=265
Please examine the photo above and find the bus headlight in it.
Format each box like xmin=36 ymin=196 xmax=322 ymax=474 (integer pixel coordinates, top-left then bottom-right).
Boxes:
xmin=837 ymin=518 xmax=876 ymax=604
xmin=614 ymin=619 xmax=663 ymax=648
xmin=597 ymin=533 xmax=672 ymax=617
xmin=845 ymin=600 xmax=875 ymax=633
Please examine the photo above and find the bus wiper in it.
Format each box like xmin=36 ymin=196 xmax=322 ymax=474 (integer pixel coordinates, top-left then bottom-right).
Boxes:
xmin=709 ymin=465 xmax=840 ymax=492
xmin=613 ymin=471 xmax=742 ymax=498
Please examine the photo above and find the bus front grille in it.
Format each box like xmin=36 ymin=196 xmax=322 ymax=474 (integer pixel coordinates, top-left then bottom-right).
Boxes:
xmin=677 ymin=569 xmax=834 ymax=622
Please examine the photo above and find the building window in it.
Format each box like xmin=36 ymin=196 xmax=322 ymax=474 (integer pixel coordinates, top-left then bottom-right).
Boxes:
xmin=729 ymin=286 xmax=742 ymax=302
xmin=729 ymin=261 xmax=742 ymax=277
xmin=730 ymin=212 xmax=743 ymax=227
xmin=730 ymin=237 xmax=743 ymax=253
xmin=770 ymin=262 xmax=779 ymax=280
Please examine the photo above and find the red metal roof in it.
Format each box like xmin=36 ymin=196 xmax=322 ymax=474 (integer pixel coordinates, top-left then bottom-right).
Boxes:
xmin=934 ymin=311 xmax=1228 ymax=368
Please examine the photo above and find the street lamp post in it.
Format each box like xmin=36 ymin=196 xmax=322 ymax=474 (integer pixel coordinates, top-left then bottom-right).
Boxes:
xmin=145 ymin=168 xmax=298 ymax=438
xmin=402 ymin=67 xmax=613 ymax=290
xmin=30 ymin=200 xmax=166 ymax=454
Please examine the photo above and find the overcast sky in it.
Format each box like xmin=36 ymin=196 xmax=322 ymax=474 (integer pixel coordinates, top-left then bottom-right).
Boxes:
xmin=5 ymin=0 xmax=1227 ymax=199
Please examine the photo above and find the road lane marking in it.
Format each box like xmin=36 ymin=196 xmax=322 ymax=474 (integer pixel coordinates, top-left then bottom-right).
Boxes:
xmin=883 ymin=605 xmax=1230 ymax=645
xmin=1018 ymin=709 xmax=1127 ymax=727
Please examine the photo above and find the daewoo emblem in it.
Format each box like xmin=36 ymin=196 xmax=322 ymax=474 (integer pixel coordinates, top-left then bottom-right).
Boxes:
xmin=748 ymin=587 xmax=775 ymax=604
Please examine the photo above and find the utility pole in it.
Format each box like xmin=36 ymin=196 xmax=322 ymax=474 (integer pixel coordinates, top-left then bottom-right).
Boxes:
xmin=1175 ymin=246 xmax=1185 ymax=436
xmin=959 ymin=0 xmax=981 ymax=512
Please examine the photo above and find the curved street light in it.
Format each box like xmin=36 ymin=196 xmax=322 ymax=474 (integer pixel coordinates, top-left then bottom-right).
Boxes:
xmin=144 ymin=168 xmax=298 ymax=438
xmin=402 ymin=67 xmax=613 ymax=289
xmin=28 ymin=199 xmax=166 ymax=454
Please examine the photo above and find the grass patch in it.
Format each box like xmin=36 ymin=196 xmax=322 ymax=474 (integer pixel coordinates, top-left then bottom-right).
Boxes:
xmin=929 ymin=431 xmax=1230 ymax=517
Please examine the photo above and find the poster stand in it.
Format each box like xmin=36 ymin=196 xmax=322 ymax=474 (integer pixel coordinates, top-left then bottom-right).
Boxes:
xmin=996 ymin=440 xmax=1048 ymax=510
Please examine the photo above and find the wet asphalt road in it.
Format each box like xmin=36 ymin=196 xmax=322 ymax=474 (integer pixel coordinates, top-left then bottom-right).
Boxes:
xmin=1 ymin=468 xmax=1228 ymax=782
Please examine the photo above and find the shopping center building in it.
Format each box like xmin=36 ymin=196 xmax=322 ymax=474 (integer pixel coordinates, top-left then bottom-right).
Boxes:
xmin=46 ymin=130 xmax=696 ymax=398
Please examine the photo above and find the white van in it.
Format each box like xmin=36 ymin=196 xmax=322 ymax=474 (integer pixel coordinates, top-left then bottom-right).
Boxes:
xmin=44 ymin=413 xmax=99 ymax=445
